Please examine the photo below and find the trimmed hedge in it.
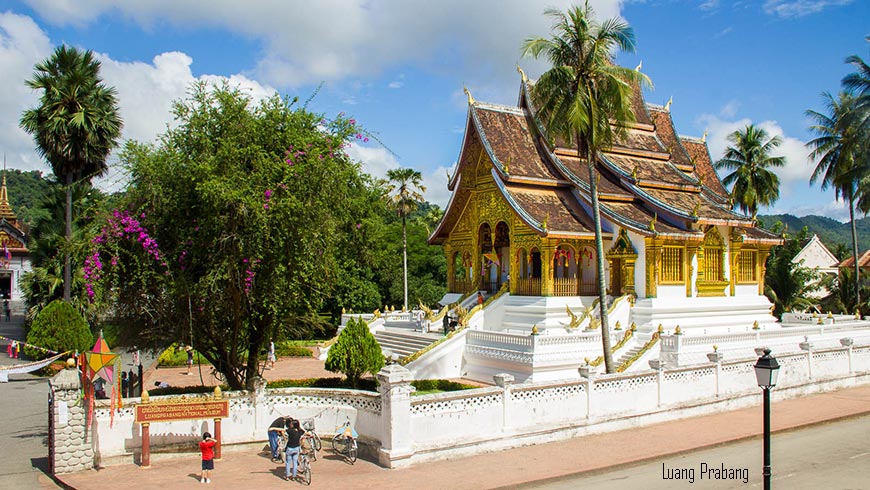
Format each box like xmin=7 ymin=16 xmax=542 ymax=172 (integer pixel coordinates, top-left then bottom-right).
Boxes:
xmin=267 ymin=377 xmax=377 ymax=392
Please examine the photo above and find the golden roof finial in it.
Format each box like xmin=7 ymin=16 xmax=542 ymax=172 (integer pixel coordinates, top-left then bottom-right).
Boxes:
xmin=702 ymin=129 xmax=708 ymax=142
xmin=631 ymin=164 xmax=639 ymax=180
xmin=463 ymin=86 xmax=475 ymax=105
xmin=650 ymin=213 xmax=657 ymax=232
xmin=635 ymin=60 xmax=643 ymax=72
xmin=664 ymin=96 xmax=673 ymax=112
xmin=697 ymin=173 xmax=705 ymax=186
xmin=516 ymin=64 xmax=528 ymax=82
xmin=504 ymin=156 xmax=510 ymax=175
xmin=541 ymin=212 xmax=549 ymax=231
xmin=691 ymin=202 xmax=700 ymax=218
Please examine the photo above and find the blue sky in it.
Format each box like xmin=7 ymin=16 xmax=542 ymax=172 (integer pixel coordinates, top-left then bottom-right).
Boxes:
xmin=0 ymin=0 xmax=867 ymax=221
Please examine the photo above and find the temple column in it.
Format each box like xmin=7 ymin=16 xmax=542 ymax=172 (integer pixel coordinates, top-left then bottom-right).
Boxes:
xmin=729 ymin=235 xmax=743 ymax=297
xmin=541 ymin=242 xmax=555 ymax=297
xmin=509 ymin=245 xmax=518 ymax=295
xmin=758 ymin=247 xmax=770 ymax=295
xmin=623 ymin=257 xmax=637 ymax=297
xmin=645 ymin=238 xmax=661 ymax=298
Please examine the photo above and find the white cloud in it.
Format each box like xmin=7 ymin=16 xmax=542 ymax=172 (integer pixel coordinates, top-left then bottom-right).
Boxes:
xmin=345 ymin=143 xmax=400 ymax=181
xmin=719 ymin=100 xmax=739 ymax=118
xmin=1 ymin=11 xmax=279 ymax=189
xmin=697 ymin=113 xmax=813 ymax=194
xmin=0 ymin=12 xmax=54 ymax=174
xmin=21 ymin=0 xmax=621 ymax=100
xmin=762 ymin=0 xmax=853 ymax=17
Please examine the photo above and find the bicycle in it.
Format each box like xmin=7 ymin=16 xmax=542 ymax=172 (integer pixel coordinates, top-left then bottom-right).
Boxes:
xmin=296 ymin=451 xmax=312 ymax=485
xmin=332 ymin=420 xmax=358 ymax=464
xmin=300 ymin=419 xmax=322 ymax=461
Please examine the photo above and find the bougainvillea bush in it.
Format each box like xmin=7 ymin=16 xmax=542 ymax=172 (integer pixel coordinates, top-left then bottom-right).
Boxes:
xmin=88 ymin=82 xmax=385 ymax=389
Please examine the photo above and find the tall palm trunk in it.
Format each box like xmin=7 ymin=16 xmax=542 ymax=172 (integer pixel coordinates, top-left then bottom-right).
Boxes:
xmin=848 ymin=192 xmax=860 ymax=308
xmin=402 ymin=214 xmax=408 ymax=311
xmin=586 ymin=145 xmax=613 ymax=373
xmin=64 ymin=173 xmax=72 ymax=302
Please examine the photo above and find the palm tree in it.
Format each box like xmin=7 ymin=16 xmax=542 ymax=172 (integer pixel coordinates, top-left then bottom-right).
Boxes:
xmin=523 ymin=2 xmax=650 ymax=374
xmin=386 ymin=168 xmax=426 ymax=311
xmin=806 ymin=91 xmax=864 ymax=307
xmin=20 ymin=45 xmax=123 ymax=301
xmin=714 ymin=125 xmax=784 ymax=219
xmin=842 ymin=52 xmax=870 ymax=214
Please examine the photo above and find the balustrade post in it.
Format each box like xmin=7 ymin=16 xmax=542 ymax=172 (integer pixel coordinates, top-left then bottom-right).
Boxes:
xmin=579 ymin=366 xmax=594 ymax=418
xmin=841 ymin=338 xmax=854 ymax=373
xmin=494 ymin=373 xmax=514 ymax=431
xmin=799 ymin=338 xmax=813 ymax=379
xmin=649 ymin=360 xmax=664 ymax=407
xmin=376 ymin=364 xmax=414 ymax=468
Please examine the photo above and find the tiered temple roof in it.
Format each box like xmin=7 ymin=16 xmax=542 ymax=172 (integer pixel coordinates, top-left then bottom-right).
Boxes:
xmin=430 ymin=71 xmax=782 ymax=246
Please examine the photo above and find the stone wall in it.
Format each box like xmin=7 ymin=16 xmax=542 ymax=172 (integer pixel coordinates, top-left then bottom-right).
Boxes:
xmin=49 ymin=368 xmax=94 ymax=474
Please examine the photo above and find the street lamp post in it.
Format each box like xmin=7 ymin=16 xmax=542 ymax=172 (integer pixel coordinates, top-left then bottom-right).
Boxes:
xmin=754 ymin=348 xmax=780 ymax=490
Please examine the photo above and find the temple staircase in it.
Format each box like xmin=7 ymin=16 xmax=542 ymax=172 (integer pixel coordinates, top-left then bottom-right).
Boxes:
xmin=374 ymin=329 xmax=440 ymax=358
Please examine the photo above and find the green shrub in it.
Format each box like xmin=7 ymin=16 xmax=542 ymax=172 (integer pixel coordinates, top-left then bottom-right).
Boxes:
xmin=324 ymin=317 xmax=384 ymax=388
xmin=25 ymin=300 xmax=93 ymax=360
xmin=275 ymin=343 xmax=314 ymax=358
xmin=267 ymin=377 xmax=377 ymax=391
xmin=411 ymin=379 xmax=477 ymax=394
xmin=156 ymin=343 xmax=208 ymax=367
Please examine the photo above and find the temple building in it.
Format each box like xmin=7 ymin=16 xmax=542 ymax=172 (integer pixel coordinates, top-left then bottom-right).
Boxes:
xmin=0 ymin=173 xmax=31 ymax=301
xmin=429 ymin=68 xmax=783 ymax=334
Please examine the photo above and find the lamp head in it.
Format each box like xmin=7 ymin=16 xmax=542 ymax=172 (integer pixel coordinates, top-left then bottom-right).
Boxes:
xmin=754 ymin=348 xmax=780 ymax=388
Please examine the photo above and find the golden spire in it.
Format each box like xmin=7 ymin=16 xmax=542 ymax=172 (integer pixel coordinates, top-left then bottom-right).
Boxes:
xmin=463 ymin=86 xmax=475 ymax=105
xmin=702 ymin=129 xmax=708 ymax=142
xmin=664 ymin=96 xmax=673 ymax=111
xmin=516 ymin=64 xmax=528 ymax=82
xmin=0 ymin=164 xmax=16 ymax=223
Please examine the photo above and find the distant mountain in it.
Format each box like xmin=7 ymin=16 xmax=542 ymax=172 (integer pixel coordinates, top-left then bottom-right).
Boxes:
xmin=757 ymin=214 xmax=870 ymax=257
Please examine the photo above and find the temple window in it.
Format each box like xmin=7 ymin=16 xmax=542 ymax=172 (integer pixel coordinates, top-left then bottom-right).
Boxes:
xmin=704 ymin=247 xmax=723 ymax=281
xmin=738 ymin=250 xmax=757 ymax=282
xmin=661 ymin=246 xmax=684 ymax=284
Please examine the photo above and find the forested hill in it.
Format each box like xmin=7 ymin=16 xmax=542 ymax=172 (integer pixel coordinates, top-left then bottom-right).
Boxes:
xmin=757 ymin=214 xmax=870 ymax=254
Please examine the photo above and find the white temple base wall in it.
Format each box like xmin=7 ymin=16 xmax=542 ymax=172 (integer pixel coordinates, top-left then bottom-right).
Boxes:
xmin=632 ymin=295 xmax=778 ymax=334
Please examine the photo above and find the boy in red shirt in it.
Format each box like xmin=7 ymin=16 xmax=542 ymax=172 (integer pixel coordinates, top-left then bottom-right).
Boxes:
xmin=199 ymin=431 xmax=216 ymax=483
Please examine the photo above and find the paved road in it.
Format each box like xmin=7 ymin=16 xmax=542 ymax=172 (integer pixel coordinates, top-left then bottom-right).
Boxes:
xmin=0 ymin=314 xmax=57 ymax=490
xmin=522 ymin=414 xmax=870 ymax=490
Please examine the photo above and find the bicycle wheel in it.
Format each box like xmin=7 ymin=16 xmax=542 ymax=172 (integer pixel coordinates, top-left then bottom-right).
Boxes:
xmin=298 ymin=456 xmax=311 ymax=486
xmin=302 ymin=436 xmax=316 ymax=462
xmin=332 ymin=434 xmax=349 ymax=454
xmin=313 ymin=432 xmax=322 ymax=452
xmin=347 ymin=440 xmax=357 ymax=464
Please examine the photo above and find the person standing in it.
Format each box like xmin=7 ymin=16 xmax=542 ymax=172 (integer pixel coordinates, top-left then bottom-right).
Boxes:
xmin=477 ymin=291 xmax=484 ymax=306
xmin=284 ymin=419 xmax=305 ymax=481
xmin=199 ymin=431 xmax=216 ymax=484
xmin=185 ymin=346 xmax=194 ymax=375
xmin=267 ymin=341 xmax=276 ymax=370
xmin=267 ymin=416 xmax=292 ymax=462
xmin=3 ymin=299 xmax=10 ymax=322
xmin=12 ymin=340 xmax=19 ymax=359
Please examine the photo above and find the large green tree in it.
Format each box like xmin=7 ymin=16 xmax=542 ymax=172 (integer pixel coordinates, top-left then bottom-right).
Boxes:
xmin=807 ymin=92 xmax=865 ymax=307
xmin=522 ymin=2 xmax=650 ymax=373
xmin=93 ymin=83 xmax=383 ymax=389
xmin=20 ymin=45 xmax=122 ymax=302
xmin=715 ymin=124 xmax=784 ymax=219
xmin=764 ymin=226 xmax=820 ymax=318
xmin=385 ymin=168 xmax=425 ymax=311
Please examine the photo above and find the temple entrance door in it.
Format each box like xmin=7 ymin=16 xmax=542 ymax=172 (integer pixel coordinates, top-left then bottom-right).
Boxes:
xmin=0 ymin=272 xmax=11 ymax=299
xmin=610 ymin=259 xmax=623 ymax=295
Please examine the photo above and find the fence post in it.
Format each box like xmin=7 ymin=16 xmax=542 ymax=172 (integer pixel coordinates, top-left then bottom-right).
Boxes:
xmin=649 ymin=360 xmax=664 ymax=407
xmin=841 ymin=338 xmax=854 ymax=373
xmin=799 ymin=338 xmax=814 ymax=379
xmin=377 ymin=364 xmax=414 ymax=468
xmin=49 ymin=364 xmax=94 ymax=474
xmin=494 ymin=373 xmax=514 ymax=431
xmin=579 ymin=366 xmax=594 ymax=418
